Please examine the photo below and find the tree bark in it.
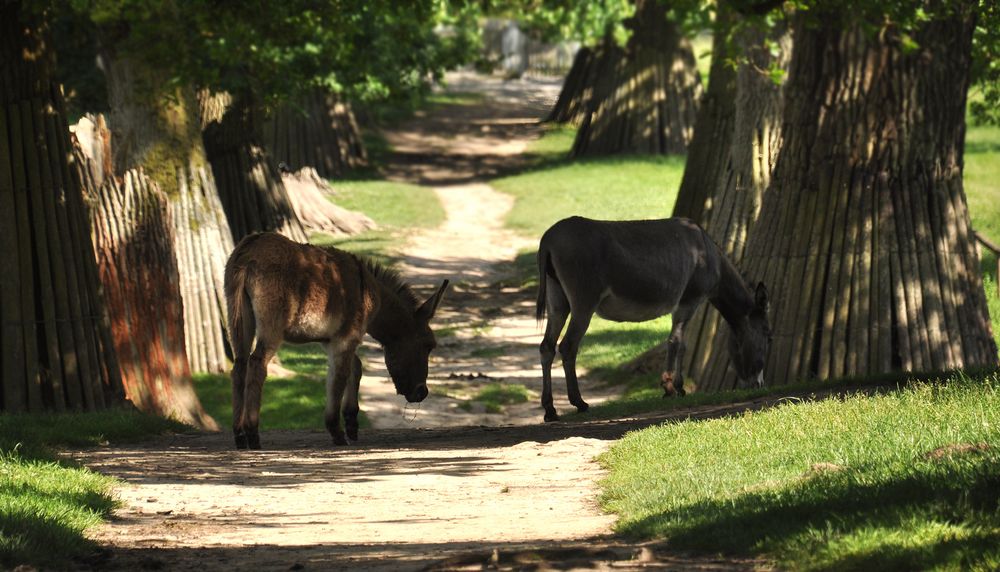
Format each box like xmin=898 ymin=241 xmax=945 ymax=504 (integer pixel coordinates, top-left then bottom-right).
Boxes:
xmin=99 ymin=47 xmax=234 ymax=375
xmin=623 ymin=9 xmax=791 ymax=378
xmin=546 ymin=37 xmax=629 ymax=127
xmin=200 ymin=90 xmax=308 ymax=243
xmin=670 ymin=7 xmax=738 ymax=222
xmin=0 ymin=2 xmax=127 ymax=413
xmin=262 ymin=90 xmax=368 ymax=180
xmin=696 ymin=7 xmax=998 ymax=390
xmin=679 ymin=14 xmax=791 ymax=388
xmin=74 ymin=115 xmax=217 ymax=429
xmin=571 ymin=0 xmax=702 ymax=157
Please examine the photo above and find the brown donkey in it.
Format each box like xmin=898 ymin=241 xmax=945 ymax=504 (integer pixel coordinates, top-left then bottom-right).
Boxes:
xmin=224 ymin=232 xmax=448 ymax=449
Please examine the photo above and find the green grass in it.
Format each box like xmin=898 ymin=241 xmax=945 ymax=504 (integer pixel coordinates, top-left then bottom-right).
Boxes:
xmin=471 ymin=382 xmax=531 ymax=414
xmin=194 ymin=343 xmax=371 ymax=431
xmin=965 ymin=123 xmax=1000 ymax=282
xmin=494 ymin=153 xmax=684 ymax=238
xmin=599 ymin=372 xmax=1000 ymax=570
xmin=315 ymin=179 xmax=446 ymax=263
xmin=0 ymin=410 xmax=186 ymax=568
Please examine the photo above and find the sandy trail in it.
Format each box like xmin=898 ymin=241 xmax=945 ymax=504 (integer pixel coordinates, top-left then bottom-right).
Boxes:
xmin=75 ymin=71 xmax=759 ymax=571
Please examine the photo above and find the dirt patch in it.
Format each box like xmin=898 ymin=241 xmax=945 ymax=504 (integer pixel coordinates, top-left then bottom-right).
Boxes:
xmin=78 ymin=412 xmax=772 ymax=571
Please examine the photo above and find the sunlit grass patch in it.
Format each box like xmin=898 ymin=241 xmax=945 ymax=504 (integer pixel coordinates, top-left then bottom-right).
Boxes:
xmin=471 ymin=382 xmax=531 ymax=414
xmin=599 ymin=373 xmax=1000 ymax=570
xmin=0 ymin=410 xmax=185 ymax=568
xmin=314 ymin=179 xmax=446 ymax=263
xmin=0 ymin=451 xmax=118 ymax=569
xmin=495 ymin=154 xmax=683 ymax=238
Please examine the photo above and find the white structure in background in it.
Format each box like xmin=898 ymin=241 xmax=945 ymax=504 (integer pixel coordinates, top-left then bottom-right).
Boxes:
xmin=481 ymin=19 xmax=579 ymax=77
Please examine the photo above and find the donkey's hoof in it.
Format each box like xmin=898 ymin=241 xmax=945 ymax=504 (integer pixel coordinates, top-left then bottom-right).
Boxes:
xmin=544 ymin=411 xmax=560 ymax=423
xmin=332 ymin=434 xmax=349 ymax=446
xmin=234 ymin=434 xmax=249 ymax=450
xmin=247 ymin=434 xmax=261 ymax=450
xmin=573 ymin=401 xmax=590 ymax=413
xmin=347 ymin=427 xmax=359 ymax=442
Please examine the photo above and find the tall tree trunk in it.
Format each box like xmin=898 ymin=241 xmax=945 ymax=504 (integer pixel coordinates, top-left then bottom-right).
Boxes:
xmin=698 ymin=7 xmax=998 ymax=390
xmin=100 ymin=47 xmax=234 ymax=375
xmin=680 ymin=16 xmax=791 ymax=388
xmin=0 ymin=2 xmax=126 ymax=413
xmin=571 ymin=0 xmax=702 ymax=157
xmin=74 ymin=116 xmax=217 ymax=429
xmin=671 ymin=7 xmax=738 ymax=222
xmin=546 ymin=37 xmax=628 ymax=126
xmin=262 ymin=90 xmax=368 ymax=180
xmin=546 ymin=45 xmax=595 ymax=124
xmin=200 ymin=90 xmax=308 ymax=243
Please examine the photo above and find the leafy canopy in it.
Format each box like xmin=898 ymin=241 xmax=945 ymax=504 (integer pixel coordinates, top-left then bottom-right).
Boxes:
xmin=56 ymin=0 xmax=482 ymax=105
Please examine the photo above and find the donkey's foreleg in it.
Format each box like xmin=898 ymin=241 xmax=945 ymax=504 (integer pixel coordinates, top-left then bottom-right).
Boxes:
xmin=343 ymin=354 xmax=363 ymax=442
xmin=324 ymin=347 xmax=357 ymax=446
xmin=662 ymin=304 xmax=698 ymax=398
xmin=539 ymin=281 xmax=569 ymax=422
xmin=559 ymin=311 xmax=595 ymax=415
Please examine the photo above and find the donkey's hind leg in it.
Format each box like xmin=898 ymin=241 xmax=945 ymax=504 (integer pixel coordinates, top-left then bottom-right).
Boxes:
xmin=540 ymin=277 xmax=569 ymax=422
xmin=242 ymin=338 xmax=278 ymax=449
xmin=231 ymin=357 xmax=249 ymax=449
xmin=559 ymin=308 xmax=596 ymax=415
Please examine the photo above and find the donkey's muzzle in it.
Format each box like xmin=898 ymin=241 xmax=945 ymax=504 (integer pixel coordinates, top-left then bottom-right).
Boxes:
xmin=407 ymin=384 xmax=429 ymax=403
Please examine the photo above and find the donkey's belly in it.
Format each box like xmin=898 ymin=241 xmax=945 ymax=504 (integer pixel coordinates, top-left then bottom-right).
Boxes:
xmin=596 ymin=295 xmax=674 ymax=323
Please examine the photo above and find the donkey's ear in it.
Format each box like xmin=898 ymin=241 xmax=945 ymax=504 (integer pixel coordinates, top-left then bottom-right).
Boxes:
xmin=755 ymin=281 xmax=769 ymax=311
xmin=416 ymin=279 xmax=450 ymax=321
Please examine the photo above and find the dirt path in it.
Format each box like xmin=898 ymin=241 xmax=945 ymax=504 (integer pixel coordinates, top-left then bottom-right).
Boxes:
xmin=75 ymin=72 xmax=760 ymax=571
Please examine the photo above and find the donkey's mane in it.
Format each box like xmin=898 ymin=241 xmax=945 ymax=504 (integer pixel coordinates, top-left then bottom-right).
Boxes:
xmin=360 ymin=257 xmax=420 ymax=311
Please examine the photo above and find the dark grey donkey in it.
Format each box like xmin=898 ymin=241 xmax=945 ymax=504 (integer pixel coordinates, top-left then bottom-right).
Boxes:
xmin=536 ymin=216 xmax=771 ymax=421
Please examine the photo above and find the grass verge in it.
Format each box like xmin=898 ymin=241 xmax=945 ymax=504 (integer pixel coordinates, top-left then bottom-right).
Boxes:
xmin=0 ymin=410 xmax=186 ymax=569
xmin=599 ymin=372 xmax=1000 ymax=570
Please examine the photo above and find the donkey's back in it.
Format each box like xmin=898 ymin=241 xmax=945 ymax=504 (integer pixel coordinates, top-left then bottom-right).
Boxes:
xmin=224 ymin=232 xmax=373 ymax=358
xmin=536 ymin=216 xmax=720 ymax=323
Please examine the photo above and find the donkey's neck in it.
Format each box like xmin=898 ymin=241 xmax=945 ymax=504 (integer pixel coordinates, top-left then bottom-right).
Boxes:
xmin=708 ymin=250 xmax=754 ymax=328
xmin=367 ymin=290 xmax=416 ymax=345
xmin=363 ymin=265 xmax=419 ymax=345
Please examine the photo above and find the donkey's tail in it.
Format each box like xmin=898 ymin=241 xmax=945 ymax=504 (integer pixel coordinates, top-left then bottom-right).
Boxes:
xmin=224 ymin=261 xmax=255 ymax=360
xmin=535 ymin=248 xmax=550 ymax=324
